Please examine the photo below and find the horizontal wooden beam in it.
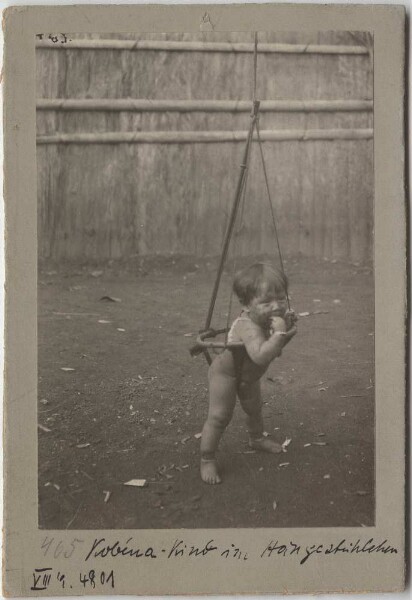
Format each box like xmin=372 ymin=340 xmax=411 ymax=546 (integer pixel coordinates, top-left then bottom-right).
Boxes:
xmin=36 ymin=39 xmax=369 ymax=55
xmin=37 ymin=98 xmax=373 ymax=113
xmin=37 ymin=129 xmax=373 ymax=145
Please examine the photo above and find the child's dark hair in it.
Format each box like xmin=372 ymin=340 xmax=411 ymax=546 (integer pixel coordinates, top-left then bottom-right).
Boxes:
xmin=233 ymin=263 xmax=288 ymax=306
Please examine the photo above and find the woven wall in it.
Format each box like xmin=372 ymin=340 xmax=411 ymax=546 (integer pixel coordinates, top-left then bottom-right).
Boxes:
xmin=36 ymin=32 xmax=373 ymax=262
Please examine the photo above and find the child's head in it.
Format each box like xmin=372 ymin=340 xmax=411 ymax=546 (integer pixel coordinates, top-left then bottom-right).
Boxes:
xmin=233 ymin=263 xmax=288 ymax=325
xmin=233 ymin=263 xmax=288 ymax=305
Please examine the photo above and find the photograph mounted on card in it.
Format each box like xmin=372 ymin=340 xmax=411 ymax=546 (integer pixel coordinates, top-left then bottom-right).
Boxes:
xmin=3 ymin=3 xmax=406 ymax=596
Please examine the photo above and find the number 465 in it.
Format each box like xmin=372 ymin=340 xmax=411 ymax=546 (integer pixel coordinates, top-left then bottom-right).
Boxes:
xmin=41 ymin=537 xmax=84 ymax=559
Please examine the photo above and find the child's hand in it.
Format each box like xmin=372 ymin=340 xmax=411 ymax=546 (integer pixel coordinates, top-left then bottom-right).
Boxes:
xmin=286 ymin=324 xmax=298 ymax=339
xmin=284 ymin=309 xmax=298 ymax=331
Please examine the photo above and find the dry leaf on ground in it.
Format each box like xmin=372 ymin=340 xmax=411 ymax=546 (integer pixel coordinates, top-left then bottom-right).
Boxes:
xmin=38 ymin=424 xmax=51 ymax=433
xmin=124 ymin=479 xmax=147 ymax=487
xmin=99 ymin=295 xmax=121 ymax=302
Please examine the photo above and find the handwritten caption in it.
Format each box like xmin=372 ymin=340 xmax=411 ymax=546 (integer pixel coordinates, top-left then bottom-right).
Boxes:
xmin=31 ymin=567 xmax=114 ymax=592
xmin=83 ymin=536 xmax=398 ymax=564
xmin=32 ymin=535 xmax=398 ymax=592
xmin=36 ymin=33 xmax=71 ymax=44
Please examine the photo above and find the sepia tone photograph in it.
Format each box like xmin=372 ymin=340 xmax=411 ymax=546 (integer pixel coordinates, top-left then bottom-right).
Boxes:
xmin=36 ymin=30 xmax=375 ymax=530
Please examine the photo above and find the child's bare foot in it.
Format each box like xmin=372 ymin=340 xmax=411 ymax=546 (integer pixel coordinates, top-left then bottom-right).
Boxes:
xmin=200 ymin=458 xmax=222 ymax=484
xmin=249 ymin=437 xmax=282 ymax=454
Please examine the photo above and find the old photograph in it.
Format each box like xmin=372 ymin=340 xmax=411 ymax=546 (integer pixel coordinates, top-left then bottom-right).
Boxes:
xmin=4 ymin=3 xmax=406 ymax=595
xmin=36 ymin=30 xmax=375 ymax=530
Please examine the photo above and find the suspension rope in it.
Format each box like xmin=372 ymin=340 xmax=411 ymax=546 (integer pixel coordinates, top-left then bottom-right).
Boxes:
xmin=224 ymin=32 xmax=259 ymax=340
xmin=224 ymin=119 xmax=254 ymax=341
xmin=199 ymin=30 xmax=290 ymax=363
xmin=256 ymin=119 xmax=291 ymax=310
xmin=204 ymin=34 xmax=260 ymax=334
xmin=203 ymin=102 xmax=259 ymax=332
xmin=253 ymin=32 xmax=258 ymax=102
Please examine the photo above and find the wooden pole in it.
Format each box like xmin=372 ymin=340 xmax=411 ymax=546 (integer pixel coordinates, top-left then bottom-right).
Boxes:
xmin=36 ymin=98 xmax=373 ymax=113
xmin=36 ymin=39 xmax=369 ymax=55
xmin=36 ymin=128 xmax=374 ymax=145
xmin=204 ymin=101 xmax=260 ymax=332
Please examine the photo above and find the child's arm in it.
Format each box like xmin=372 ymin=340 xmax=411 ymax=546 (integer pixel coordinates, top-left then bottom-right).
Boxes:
xmin=238 ymin=321 xmax=297 ymax=368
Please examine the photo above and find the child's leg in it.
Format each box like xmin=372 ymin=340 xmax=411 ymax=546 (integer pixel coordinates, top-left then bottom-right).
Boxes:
xmin=200 ymin=369 xmax=237 ymax=484
xmin=238 ymin=381 xmax=282 ymax=454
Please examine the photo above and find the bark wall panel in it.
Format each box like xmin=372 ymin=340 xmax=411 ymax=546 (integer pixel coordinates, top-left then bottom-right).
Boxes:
xmin=37 ymin=32 xmax=373 ymax=262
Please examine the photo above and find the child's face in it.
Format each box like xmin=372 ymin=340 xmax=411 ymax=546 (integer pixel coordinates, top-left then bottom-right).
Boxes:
xmin=247 ymin=286 xmax=287 ymax=328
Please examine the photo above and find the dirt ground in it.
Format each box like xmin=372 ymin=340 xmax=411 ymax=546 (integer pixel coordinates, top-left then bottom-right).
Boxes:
xmin=38 ymin=255 xmax=374 ymax=529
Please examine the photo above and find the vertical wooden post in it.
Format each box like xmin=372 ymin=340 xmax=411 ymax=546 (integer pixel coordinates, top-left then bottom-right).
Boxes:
xmin=203 ymin=100 xmax=260 ymax=334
